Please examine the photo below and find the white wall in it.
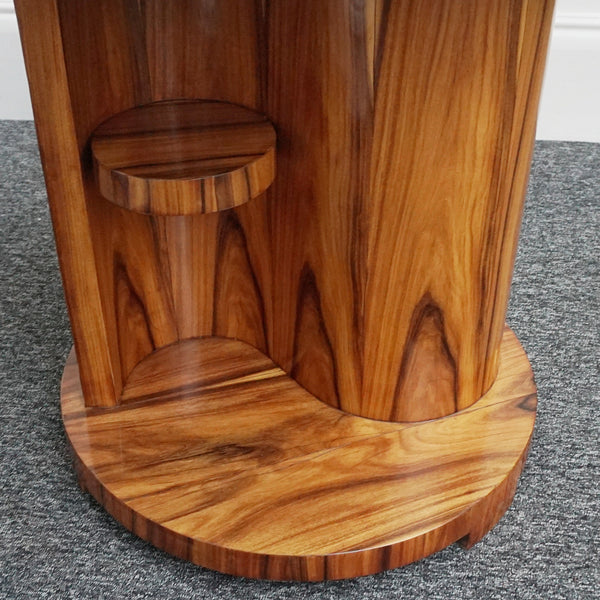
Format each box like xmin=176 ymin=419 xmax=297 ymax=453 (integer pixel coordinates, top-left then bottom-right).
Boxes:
xmin=2 ymin=0 xmax=600 ymax=142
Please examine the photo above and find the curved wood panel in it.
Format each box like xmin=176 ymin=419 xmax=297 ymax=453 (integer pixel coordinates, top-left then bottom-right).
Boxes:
xmin=17 ymin=1 xmax=551 ymax=578
xmin=267 ymin=0 xmax=374 ymax=416
xmin=19 ymin=0 xmax=270 ymax=402
xmin=51 ymin=0 xmax=155 ymax=403
xmin=18 ymin=0 xmax=554 ymax=417
xmin=267 ymin=0 xmax=554 ymax=421
xmin=14 ymin=0 xmax=131 ymax=406
xmin=362 ymin=0 xmax=555 ymax=420
xmin=141 ymin=0 xmax=265 ymax=109
xmin=92 ymin=100 xmax=276 ymax=215
xmin=62 ymin=327 xmax=536 ymax=581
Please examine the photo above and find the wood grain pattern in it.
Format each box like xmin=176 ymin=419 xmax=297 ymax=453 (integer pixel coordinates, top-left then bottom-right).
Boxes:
xmin=62 ymin=327 xmax=537 ymax=581
xmin=91 ymin=100 xmax=276 ymax=215
xmin=40 ymin=0 xmax=156 ymax=404
xmin=16 ymin=0 xmax=554 ymax=416
xmin=141 ymin=0 xmax=274 ymax=355
xmin=142 ymin=0 xmax=265 ymax=108
xmin=15 ymin=0 xmax=121 ymax=406
xmin=267 ymin=0 xmax=373 ymax=415
xmin=17 ymin=1 xmax=552 ymax=578
xmin=362 ymin=0 xmax=555 ymax=421
xmin=19 ymin=0 xmax=272 ymax=402
xmin=267 ymin=0 xmax=555 ymax=421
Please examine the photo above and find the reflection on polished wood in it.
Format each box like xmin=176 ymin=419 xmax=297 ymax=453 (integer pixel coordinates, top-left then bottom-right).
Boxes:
xmin=16 ymin=0 xmax=553 ymax=581
xmin=63 ymin=327 xmax=536 ymax=581
xmin=16 ymin=0 xmax=554 ymax=417
xmin=92 ymin=100 xmax=276 ymax=215
xmin=267 ymin=0 xmax=554 ymax=421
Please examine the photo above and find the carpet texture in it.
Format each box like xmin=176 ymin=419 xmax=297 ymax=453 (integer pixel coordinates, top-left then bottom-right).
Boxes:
xmin=0 ymin=120 xmax=598 ymax=599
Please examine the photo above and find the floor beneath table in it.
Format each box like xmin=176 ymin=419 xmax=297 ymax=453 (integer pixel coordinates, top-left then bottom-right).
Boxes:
xmin=1 ymin=122 xmax=598 ymax=597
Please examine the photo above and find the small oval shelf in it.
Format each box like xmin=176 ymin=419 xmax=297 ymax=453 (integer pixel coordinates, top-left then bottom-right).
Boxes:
xmin=91 ymin=100 xmax=276 ymax=216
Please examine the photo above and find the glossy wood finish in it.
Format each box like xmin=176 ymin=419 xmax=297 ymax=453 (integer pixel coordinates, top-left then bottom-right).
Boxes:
xmin=62 ymin=327 xmax=537 ymax=581
xmin=268 ymin=0 xmax=555 ymax=421
xmin=17 ymin=0 xmax=553 ymax=416
xmin=15 ymin=0 xmax=121 ymax=406
xmin=18 ymin=0 xmax=272 ymax=404
xmin=92 ymin=100 xmax=276 ymax=215
xmin=16 ymin=0 xmax=553 ymax=580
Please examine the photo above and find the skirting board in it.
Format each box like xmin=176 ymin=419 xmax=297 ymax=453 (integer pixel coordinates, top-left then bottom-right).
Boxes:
xmin=1 ymin=5 xmax=600 ymax=137
xmin=0 ymin=3 xmax=29 ymax=121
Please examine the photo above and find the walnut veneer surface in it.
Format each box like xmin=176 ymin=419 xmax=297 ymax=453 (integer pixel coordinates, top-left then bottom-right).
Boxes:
xmin=91 ymin=100 xmax=276 ymax=215
xmin=17 ymin=0 xmax=554 ymax=419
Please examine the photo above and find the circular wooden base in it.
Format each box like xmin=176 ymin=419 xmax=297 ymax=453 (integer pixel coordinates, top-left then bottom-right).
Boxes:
xmin=61 ymin=327 xmax=536 ymax=581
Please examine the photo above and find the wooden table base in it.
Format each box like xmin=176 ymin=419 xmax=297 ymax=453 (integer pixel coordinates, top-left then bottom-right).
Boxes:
xmin=16 ymin=0 xmax=552 ymax=583
xmin=61 ymin=326 xmax=536 ymax=581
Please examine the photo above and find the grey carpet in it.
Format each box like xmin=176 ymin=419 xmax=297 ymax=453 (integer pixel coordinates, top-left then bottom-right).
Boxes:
xmin=0 ymin=120 xmax=598 ymax=599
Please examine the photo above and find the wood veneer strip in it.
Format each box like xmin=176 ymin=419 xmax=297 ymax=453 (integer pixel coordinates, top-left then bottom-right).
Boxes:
xmin=15 ymin=0 xmax=119 ymax=406
xmin=265 ymin=0 xmax=554 ymax=422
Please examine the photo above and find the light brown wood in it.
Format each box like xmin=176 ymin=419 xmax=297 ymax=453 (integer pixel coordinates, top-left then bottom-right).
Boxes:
xmin=17 ymin=0 xmax=270 ymax=402
xmin=52 ymin=0 xmax=156 ymax=403
xmin=16 ymin=0 xmax=554 ymax=415
xmin=15 ymin=0 xmax=122 ymax=406
xmin=91 ymin=100 xmax=276 ymax=215
xmin=16 ymin=0 xmax=554 ymax=580
xmin=363 ymin=0 xmax=555 ymax=421
xmin=267 ymin=0 xmax=555 ymax=421
xmin=62 ymin=327 xmax=536 ymax=581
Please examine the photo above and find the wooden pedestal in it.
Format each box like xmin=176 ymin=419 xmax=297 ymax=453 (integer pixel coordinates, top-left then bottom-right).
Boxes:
xmin=16 ymin=0 xmax=554 ymax=581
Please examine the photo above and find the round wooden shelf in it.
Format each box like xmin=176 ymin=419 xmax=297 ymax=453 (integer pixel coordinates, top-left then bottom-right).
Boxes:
xmin=61 ymin=327 xmax=536 ymax=581
xmin=91 ymin=100 xmax=276 ymax=215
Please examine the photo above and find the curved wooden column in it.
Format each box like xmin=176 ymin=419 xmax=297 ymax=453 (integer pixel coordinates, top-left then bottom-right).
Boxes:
xmin=17 ymin=0 xmax=554 ymax=419
xmin=267 ymin=0 xmax=554 ymax=421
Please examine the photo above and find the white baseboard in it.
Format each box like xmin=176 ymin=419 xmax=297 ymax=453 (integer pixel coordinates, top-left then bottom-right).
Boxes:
xmin=537 ymin=10 xmax=600 ymax=142
xmin=0 ymin=7 xmax=32 ymax=120
xmin=2 ymin=3 xmax=600 ymax=142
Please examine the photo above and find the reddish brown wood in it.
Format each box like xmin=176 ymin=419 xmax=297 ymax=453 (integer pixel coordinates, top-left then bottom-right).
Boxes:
xmin=15 ymin=0 xmax=121 ymax=406
xmin=16 ymin=0 xmax=553 ymax=580
xmin=362 ymin=0 xmax=555 ymax=421
xmin=267 ymin=0 xmax=555 ymax=421
xmin=19 ymin=0 xmax=272 ymax=400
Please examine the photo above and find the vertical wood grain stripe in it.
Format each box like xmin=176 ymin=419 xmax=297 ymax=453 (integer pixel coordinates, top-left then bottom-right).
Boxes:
xmin=15 ymin=0 xmax=119 ymax=406
xmin=16 ymin=0 xmax=553 ymax=421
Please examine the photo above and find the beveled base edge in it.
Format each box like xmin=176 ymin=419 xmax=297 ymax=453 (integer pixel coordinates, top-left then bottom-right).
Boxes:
xmin=61 ymin=328 xmax=536 ymax=581
xmin=70 ymin=443 xmax=530 ymax=581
